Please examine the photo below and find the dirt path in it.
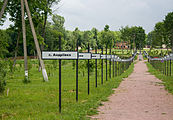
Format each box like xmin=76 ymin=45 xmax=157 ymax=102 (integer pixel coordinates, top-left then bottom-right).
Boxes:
xmin=91 ymin=60 xmax=173 ymax=120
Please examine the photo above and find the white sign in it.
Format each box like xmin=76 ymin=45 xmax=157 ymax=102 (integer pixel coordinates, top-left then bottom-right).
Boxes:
xmin=42 ymin=51 xmax=78 ymax=59
xmin=112 ymin=55 xmax=115 ymax=59
xmin=170 ymin=54 xmax=173 ymax=59
xmin=92 ymin=54 xmax=100 ymax=59
xmin=101 ymin=55 xmax=106 ymax=59
xmin=107 ymin=55 xmax=112 ymax=59
xmin=79 ymin=53 xmax=91 ymax=59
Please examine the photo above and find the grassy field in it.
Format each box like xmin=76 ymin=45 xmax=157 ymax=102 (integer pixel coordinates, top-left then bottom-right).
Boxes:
xmin=0 ymin=59 xmax=134 ymax=120
xmin=146 ymin=62 xmax=173 ymax=94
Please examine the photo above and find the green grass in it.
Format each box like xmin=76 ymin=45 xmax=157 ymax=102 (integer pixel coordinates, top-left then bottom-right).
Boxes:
xmin=0 ymin=60 xmax=134 ymax=120
xmin=146 ymin=62 xmax=173 ymax=94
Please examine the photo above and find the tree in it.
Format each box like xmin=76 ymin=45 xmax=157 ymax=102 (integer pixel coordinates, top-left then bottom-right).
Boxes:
xmin=0 ymin=29 xmax=9 ymax=58
xmin=164 ymin=12 xmax=173 ymax=52
xmin=21 ymin=0 xmax=28 ymax=82
xmin=24 ymin=0 xmax=48 ymax=82
xmin=52 ymin=14 xmax=65 ymax=33
xmin=41 ymin=0 xmax=61 ymax=50
xmin=100 ymin=25 xmax=115 ymax=48
xmin=91 ymin=27 xmax=98 ymax=48
xmin=120 ymin=26 xmax=146 ymax=51
xmin=146 ymin=31 xmax=154 ymax=49
xmin=0 ymin=0 xmax=8 ymax=21
xmin=82 ymin=30 xmax=95 ymax=49
xmin=153 ymin=22 xmax=167 ymax=49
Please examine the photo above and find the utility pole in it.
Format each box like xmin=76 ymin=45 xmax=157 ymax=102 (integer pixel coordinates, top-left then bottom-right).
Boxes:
xmin=24 ymin=0 xmax=48 ymax=82
xmin=21 ymin=0 xmax=28 ymax=81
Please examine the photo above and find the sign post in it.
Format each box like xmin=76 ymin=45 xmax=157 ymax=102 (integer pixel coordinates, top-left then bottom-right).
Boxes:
xmin=42 ymin=51 xmax=78 ymax=60
xmin=88 ymin=43 xmax=90 ymax=95
xmin=41 ymin=44 xmax=136 ymax=112
xmin=106 ymin=45 xmax=108 ymax=81
xmin=170 ymin=59 xmax=172 ymax=76
xmin=113 ymin=55 xmax=114 ymax=77
xmin=167 ymin=60 xmax=168 ymax=76
xmin=95 ymin=47 xmax=97 ymax=88
xmin=59 ymin=36 xmax=62 ymax=113
xmin=101 ymin=48 xmax=103 ymax=84
xmin=165 ymin=60 xmax=166 ymax=76
xmin=76 ymin=38 xmax=79 ymax=101
xmin=79 ymin=53 xmax=91 ymax=59
xmin=109 ymin=48 xmax=111 ymax=79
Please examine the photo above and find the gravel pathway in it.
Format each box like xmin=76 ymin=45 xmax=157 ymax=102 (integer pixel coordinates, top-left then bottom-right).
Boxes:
xmin=91 ymin=60 xmax=173 ymax=120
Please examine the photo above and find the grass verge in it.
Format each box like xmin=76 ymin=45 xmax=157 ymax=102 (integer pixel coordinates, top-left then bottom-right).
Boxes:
xmin=0 ymin=60 xmax=134 ymax=120
xmin=146 ymin=62 xmax=173 ymax=94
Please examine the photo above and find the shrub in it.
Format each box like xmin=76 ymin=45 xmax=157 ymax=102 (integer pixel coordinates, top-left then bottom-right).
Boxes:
xmin=0 ymin=60 xmax=8 ymax=93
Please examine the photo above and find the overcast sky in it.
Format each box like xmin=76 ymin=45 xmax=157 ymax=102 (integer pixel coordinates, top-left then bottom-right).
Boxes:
xmin=1 ymin=0 xmax=173 ymax=33
xmin=56 ymin=0 xmax=173 ymax=33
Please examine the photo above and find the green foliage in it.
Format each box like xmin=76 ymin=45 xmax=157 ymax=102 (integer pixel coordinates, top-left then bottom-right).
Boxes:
xmin=0 ymin=30 xmax=9 ymax=58
xmin=120 ymin=26 xmax=146 ymax=50
xmin=45 ymin=26 xmax=64 ymax=51
xmin=0 ymin=60 xmax=8 ymax=93
xmin=147 ymin=12 xmax=173 ymax=51
xmin=8 ymin=59 xmax=13 ymax=73
xmin=164 ymin=12 xmax=173 ymax=52
xmin=164 ymin=12 xmax=173 ymax=32
xmin=99 ymin=25 xmax=115 ymax=48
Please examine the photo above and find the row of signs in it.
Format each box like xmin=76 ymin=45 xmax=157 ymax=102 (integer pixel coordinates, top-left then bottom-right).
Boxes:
xmin=144 ymin=51 xmax=173 ymax=61
xmin=42 ymin=51 xmax=134 ymax=62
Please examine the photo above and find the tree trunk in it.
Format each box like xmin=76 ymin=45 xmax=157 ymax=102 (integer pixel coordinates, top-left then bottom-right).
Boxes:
xmin=13 ymin=30 xmax=21 ymax=67
xmin=0 ymin=0 xmax=8 ymax=20
xmin=39 ymin=9 xmax=48 ymax=72
xmin=21 ymin=0 xmax=28 ymax=81
xmin=24 ymin=0 xmax=48 ymax=82
xmin=41 ymin=10 xmax=48 ymax=50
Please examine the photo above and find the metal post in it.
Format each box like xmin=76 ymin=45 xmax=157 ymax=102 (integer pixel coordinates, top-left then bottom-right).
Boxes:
xmin=88 ymin=43 xmax=90 ymax=95
xmin=109 ymin=48 xmax=111 ymax=79
xmin=120 ymin=62 xmax=121 ymax=75
xmin=76 ymin=38 xmax=78 ymax=101
xmin=95 ymin=47 xmax=97 ymax=88
xmin=165 ymin=60 xmax=166 ymax=76
xmin=113 ymin=57 xmax=114 ymax=77
xmin=106 ymin=45 xmax=108 ymax=81
xmin=170 ymin=59 xmax=172 ymax=76
xmin=167 ymin=60 xmax=169 ymax=76
xmin=101 ymin=48 xmax=103 ymax=84
xmin=163 ymin=60 xmax=164 ymax=75
xmin=122 ymin=62 xmax=125 ymax=73
xmin=115 ymin=61 xmax=117 ymax=76
xmin=59 ymin=36 xmax=61 ymax=113
xmin=117 ymin=61 xmax=120 ymax=76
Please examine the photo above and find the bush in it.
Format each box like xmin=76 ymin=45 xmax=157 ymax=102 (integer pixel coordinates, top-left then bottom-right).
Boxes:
xmin=0 ymin=60 xmax=8 ymax=93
